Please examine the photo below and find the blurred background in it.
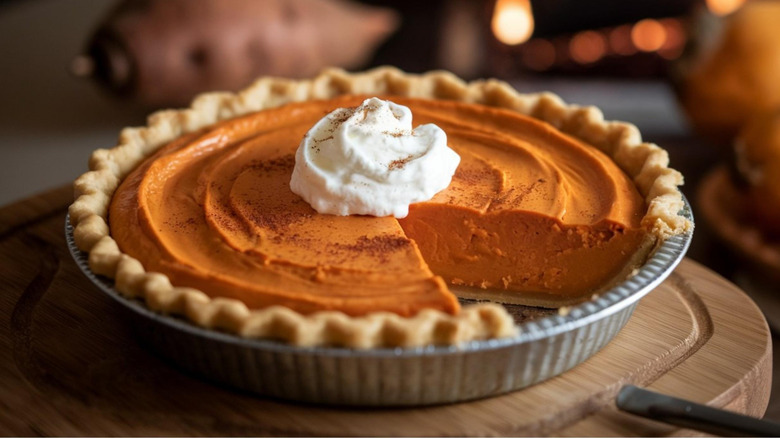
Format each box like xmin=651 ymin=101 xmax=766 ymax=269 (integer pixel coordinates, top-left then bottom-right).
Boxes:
xmin=1 ymin=0 xmax=779 ymax=417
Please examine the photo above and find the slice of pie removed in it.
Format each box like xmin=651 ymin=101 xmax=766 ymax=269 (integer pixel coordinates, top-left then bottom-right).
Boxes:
xmin=70 ymin=67 xmax=691 ymax=348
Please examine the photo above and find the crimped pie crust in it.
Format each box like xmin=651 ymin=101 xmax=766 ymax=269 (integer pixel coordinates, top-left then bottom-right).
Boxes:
xmin=69 ymin=67 xmax=691 ymax=349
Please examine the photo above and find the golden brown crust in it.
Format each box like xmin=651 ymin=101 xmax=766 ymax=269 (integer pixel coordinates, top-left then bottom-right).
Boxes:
xmin=69 ymin=67 xmax=690 ymax=348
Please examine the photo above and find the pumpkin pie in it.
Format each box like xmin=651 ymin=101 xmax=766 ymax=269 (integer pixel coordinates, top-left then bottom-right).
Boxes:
xmin=734 ymin=110 xmax=780 ymax=238
xmin=698 ymin=110 xmax=780 ymax=278
xmin=677 ymin=1 xmax=780 ymax=143
xmin=69 ymin=67 xmax=690 ymax=348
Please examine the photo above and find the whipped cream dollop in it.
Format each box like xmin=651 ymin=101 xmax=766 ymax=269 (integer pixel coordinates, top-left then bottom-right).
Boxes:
xmin=290 ymin=97 xmax=460 ymax=217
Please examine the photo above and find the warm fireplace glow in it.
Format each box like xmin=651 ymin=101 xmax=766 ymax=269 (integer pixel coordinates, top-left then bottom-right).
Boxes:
xmin=492 ymin=0 xmax=534 ymax=45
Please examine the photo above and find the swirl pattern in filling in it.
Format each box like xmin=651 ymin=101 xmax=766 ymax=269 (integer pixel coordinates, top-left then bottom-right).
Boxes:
xmin=109 ymin=96 xmax=650 ymax=316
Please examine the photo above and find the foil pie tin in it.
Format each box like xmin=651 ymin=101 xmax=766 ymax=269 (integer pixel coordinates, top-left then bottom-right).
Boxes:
xmin=65 ymin=198 xmax=693 ymax=407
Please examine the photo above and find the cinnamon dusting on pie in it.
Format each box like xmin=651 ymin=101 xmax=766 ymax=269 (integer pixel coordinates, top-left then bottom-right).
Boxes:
xmin=108 ymin=95 xmax=650 ymax=315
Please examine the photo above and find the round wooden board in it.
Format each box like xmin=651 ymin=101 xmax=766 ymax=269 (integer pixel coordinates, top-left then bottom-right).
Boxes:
xmin=0 ymin=186 xmax=772 ymax=436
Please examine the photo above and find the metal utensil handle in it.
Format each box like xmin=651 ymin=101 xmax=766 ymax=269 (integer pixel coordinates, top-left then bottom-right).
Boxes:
xmin=617 ymin=385 xmax=780 ymax=437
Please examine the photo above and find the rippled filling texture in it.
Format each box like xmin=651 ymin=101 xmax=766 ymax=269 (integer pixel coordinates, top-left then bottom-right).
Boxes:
xmin=109 ymin=96 xmax=649 ymax=316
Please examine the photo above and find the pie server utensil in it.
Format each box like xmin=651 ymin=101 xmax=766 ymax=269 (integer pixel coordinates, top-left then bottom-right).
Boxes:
xmin=617 ymin=385 xmax=780 ymax=436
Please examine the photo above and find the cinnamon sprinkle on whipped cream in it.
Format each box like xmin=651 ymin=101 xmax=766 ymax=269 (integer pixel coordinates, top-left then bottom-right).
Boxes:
xmin=290 ymin=97 xmax=461 ymax=217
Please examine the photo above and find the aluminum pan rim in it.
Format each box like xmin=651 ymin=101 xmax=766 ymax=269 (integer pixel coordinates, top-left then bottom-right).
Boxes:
xmin=65 ymin=196 xmax=693 ymax=358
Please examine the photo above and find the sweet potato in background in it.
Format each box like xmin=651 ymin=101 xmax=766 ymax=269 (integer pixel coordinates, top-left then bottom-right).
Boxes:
xmin=85 ymin=0 xmax=399 ymax=106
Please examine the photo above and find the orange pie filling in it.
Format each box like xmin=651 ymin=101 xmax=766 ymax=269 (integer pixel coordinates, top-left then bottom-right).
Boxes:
xmin=109 ymin=95 xmax=651 ymax=317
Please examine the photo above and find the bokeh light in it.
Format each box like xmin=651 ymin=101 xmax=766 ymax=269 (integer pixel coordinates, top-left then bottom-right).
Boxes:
xmin=492 ymin=0 xmax=535 ymax=45
xmin=706 ymin=0 xmax=747 ymax=16
xmin=659 ymin=18 xmax=686 ymax=59
xmin=631 ymin=19 xmax=667 ymax=52
xmin=569 ymin=30 xmax=607 ymax=64
xmin=608 ymin=25 xmax=636 ymax=56
xmin=522 ymin=38 xmax=556 ymax=70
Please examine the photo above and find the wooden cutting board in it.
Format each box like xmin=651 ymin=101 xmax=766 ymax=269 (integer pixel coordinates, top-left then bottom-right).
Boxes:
xmin=0 ymin=186 xmax=772 ymax=436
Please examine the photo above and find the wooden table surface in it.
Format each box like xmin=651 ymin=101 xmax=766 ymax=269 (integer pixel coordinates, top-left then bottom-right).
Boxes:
xmin=0 ymin=185 xmax=774 ymax=436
